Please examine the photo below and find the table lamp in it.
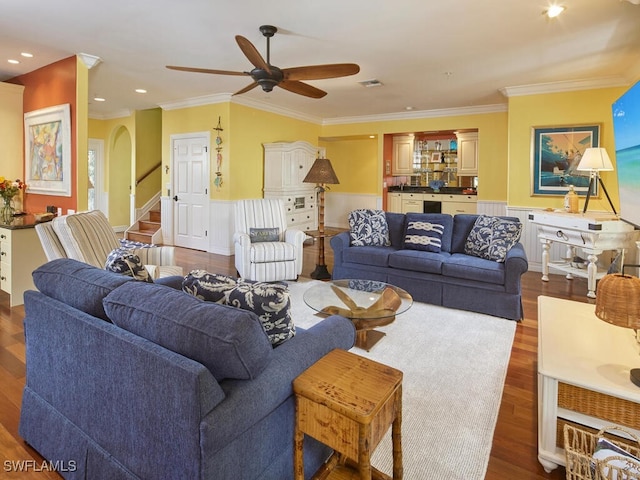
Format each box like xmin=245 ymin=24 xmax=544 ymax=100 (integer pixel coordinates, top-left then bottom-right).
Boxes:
xmin=595 ymin=269 xmax=640 ymax=387
xmin=576 ymin=147 xmax=616 ymax=214
xmin=303 ymin=157 xmax=339 ymax=280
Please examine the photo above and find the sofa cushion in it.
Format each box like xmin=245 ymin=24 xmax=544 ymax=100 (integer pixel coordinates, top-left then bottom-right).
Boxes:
xmin=442 ymin=253 xmax=506 ymax=285
xmin=182 ymin=270 xmax=295 ymax=346
xmin=388 ymin=249 xmax=449 ymax=274
xmin=402 ymin=213 xmax=452 ymax=253
xmin=465 ymin=215 xmax=523 ymax=262
xmin=105 ymin=248 xmax=154 ymax=282
xmin=343 ymin=245 xmax=396 ymax=267
xmin=385 ymin=212 xmax=407 ymax=248
xmin=249 ymin=242 xmax=296 ymax=263
xmin=104 ymin=281 xmax=272 ymax=381
xmin=348 ymin=209 xmax=391 ymax=247
xmin=32 ymin=258 xmax=133 ymax=321
xmin=249 ymin=227 xmax=280 ymax=243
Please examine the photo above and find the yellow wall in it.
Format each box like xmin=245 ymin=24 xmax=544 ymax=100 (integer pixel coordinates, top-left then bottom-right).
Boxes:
xmin=318 ymin=110 xmax=509 ymax=201
xmin=161 ymin=103 xmax=230 ymax=199
xmin=75 ymin=58 xmax=89 ymax=211
xmin=507 ymin=86 xmax=627 ymax=211
xmin=319 ymin=137 xmax=378 ymax=194
xmin=228 ymin=103 xmax=321 ymax=199
xmin=0 ymin=82 xmax=25 ymax=181
xmin=135 ymin=108 xmax=162 ymax=208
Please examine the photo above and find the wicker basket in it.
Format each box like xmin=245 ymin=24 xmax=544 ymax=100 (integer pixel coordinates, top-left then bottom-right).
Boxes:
xmin=564 ymin=424 xmax=640 ymax=480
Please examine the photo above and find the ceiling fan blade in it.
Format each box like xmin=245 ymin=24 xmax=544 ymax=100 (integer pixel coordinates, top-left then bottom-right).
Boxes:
xmin=233 ymin=82 xmax=259 ymax=96
xmin=283 ymin=63 xmax=360 ymax=81
xmin=235 ymin=35 xmax=271 ymax=74
xmin=279 ymin=80 xmax=327 ymax=99
xmin=166 ymin=65 xmax=247 ymax=76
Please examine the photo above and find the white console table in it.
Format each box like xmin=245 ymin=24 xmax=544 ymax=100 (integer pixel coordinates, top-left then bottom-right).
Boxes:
xmin=538 ymin=296 xmax=640 ymax=473
xmin=529 ymin=210 xmax=640 ymax=298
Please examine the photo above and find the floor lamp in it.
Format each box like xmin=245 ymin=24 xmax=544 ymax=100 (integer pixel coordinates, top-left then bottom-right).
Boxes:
xmin=576 ymin=147 xmax=616 ymax=214
xmin=303 ymin=157 xmax=339 ymax=280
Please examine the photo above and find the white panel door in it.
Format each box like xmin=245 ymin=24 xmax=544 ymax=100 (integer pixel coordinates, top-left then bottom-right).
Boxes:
xmin=172 ymin=133 xmax=210 ymax=250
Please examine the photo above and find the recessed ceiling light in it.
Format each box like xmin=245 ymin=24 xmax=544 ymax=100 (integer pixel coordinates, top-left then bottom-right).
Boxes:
xmin=546 ymin=5 xmax=565 ymax=18
xmin=93 ymin=97 xmax=106 ymax=102
xmin=21 ymin=52 xmax=33 ymax=58
xmin=135 ymin=88 xmax=147 ymax=94
xmin=8 ymin=59 xmax=19 ymax=65
xmin=405 ymin=106 xmax=414 ymax=111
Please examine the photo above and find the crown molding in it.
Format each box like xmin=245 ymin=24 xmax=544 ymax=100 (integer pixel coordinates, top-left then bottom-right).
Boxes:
xmin=499 ymin=76 xmax=629 ymax=97
xmin=88 ymin=109 xmax=131 ymax=120
xmin=229 ymin=96 xmax=322 ymax=124
xmin=322 ymin=104 xmax=508 ymax=125
xmin=158 ymin=93 xmax=232 ymax=111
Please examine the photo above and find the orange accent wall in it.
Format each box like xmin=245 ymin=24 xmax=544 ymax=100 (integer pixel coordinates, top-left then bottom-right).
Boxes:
xmin=8 ymin=56 xmax=78 ymax=214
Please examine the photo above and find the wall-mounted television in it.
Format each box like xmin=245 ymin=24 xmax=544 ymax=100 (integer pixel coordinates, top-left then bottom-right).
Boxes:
xmin=612 ymin=79 xmax=640 ymax=228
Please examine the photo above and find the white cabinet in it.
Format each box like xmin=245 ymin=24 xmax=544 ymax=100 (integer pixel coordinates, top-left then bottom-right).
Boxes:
xmin=440 ymin=195 xmax=477 ymax=215
xmin=392 ymin=134 xmax=415 ymax=175
xmin=400 ymin=193 xmax=424 ymax=213
xmin=263 ymin=141 xmax=325 ymax=232
xmin=456 ymin=132 xmax=478 ymax=176
xmin=387 ymin=192 xmax=402 ymax=213
xmin=0 ymin=224 xmax=47 ymax=307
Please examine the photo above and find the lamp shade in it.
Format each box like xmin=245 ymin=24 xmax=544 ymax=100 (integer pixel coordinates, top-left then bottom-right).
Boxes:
xmin=577 ymin=147 xmax=614 ymax=172
xmin=303 ymin=158 xmax=340 ymax=185
xmin=595 ymin=273 xmax=640 ymax=329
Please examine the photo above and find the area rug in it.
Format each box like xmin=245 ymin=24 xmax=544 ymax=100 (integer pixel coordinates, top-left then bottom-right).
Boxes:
xmin=287 ymin=280 xmax=516 ymax=479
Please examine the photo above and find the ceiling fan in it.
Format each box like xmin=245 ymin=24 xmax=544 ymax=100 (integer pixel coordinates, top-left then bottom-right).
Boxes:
xmin=166 ymin=25 xmax=360 ymax=99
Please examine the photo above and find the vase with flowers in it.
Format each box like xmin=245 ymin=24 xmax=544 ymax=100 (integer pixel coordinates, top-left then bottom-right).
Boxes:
xmin=0 ymin=177 xmax=26 ymax=224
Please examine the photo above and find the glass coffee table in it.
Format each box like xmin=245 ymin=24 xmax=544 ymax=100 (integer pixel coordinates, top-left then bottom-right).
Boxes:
xmin=303 ymin=279 xmax=413 ymax=351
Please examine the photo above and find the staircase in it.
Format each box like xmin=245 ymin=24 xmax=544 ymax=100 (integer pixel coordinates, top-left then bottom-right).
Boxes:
xmin=125 ymin=205 xmax=163 ymax=244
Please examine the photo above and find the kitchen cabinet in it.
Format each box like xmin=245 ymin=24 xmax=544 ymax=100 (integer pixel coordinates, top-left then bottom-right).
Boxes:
xmin=440 ymin=195 xmax=477 ymax=215
xmin=392 ymin=134 xmax=414 ymax=175
xmin=456 ymin=132 xmax=478 ymax=176
xmin=387 ymin=192 xmax=402 ymax=213
xmin=263 ymin=141 xmax=325 ymax=232
xmin=0 ymin=224 xmax=47 ymax=307
xmin=400 ymin=193 xmax=423 ymax=213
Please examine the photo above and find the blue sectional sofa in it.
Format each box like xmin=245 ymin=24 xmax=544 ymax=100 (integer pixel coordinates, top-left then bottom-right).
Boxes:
xmin=331 ymin=212 xmax=528 ymax=320
xmin=20 ymin=259 xmax=355 ymax=480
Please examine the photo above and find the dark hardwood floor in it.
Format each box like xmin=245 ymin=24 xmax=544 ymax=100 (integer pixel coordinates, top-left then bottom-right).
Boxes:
xmin=0 ymin=241 xmax=593 ymax=479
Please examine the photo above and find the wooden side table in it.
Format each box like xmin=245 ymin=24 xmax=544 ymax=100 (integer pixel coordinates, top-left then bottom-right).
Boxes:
xmin=293 ymin=348 xmax=403 ymax=480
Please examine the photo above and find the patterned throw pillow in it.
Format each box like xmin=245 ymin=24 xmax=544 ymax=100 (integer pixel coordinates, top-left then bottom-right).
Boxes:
xmin=348 ymin=209 xmax=391 ymax=247
xmin=402 ymin=213 xmax=446 ymax=252
xmin=183 ymin=270 xmax=295 ymax=346
xmin=105 ymin=248 xmax=154 ymax=282
xmin=249 ymin=227 xmax=280 ymax=243
xmin=464 ymin=216 xmax=523 ymax=262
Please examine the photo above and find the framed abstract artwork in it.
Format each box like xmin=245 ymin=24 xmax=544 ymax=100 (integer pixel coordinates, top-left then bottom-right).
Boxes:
xmin=531 ymin=124 xmax=600 ymax=196
xmin=24 ymin=103 xmax=72 ymax=196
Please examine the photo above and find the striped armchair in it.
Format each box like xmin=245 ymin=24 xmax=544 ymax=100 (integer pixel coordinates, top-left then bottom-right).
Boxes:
xmin=233 ymin=199 xmax=306 ymax=282
xmin=35 ymin=210 xmax=183 ymax=279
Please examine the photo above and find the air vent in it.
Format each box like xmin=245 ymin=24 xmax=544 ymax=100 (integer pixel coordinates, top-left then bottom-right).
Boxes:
xmin=359 ymin=79 xmax=384 ymax=88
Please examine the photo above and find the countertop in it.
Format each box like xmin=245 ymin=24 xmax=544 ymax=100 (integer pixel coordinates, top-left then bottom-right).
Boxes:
xmin=387 ymin=186 xmax=477 ymax=195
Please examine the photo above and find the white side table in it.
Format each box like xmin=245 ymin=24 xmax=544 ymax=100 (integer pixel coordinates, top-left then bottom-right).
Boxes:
xmin=537 ymin=296 xmax=640 ymax=472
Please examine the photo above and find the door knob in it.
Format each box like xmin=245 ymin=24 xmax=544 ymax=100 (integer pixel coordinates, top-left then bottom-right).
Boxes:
xmin=173 ymin=195 xmax=178 ymax=202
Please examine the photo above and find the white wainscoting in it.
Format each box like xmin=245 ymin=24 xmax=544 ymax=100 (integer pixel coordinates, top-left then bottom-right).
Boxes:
xmin=325 ymin=192 xmax=382 ymax=228
xmin=208 ymin=200 xmax=235 ymax=256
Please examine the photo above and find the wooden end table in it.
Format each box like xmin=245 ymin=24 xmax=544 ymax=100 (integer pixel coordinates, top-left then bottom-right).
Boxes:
xmin=293 ymin=348 xmax=403 ymax=480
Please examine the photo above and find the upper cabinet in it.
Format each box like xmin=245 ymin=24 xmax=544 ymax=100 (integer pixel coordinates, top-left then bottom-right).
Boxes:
xmin=392 ymin=134 xmax=414 ymax=175
xmin=456 ymin=132 xmax=478 ymax=176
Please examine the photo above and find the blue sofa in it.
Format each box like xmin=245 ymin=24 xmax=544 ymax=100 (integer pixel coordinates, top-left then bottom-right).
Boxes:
xmin=20 ymin=259 xmax=355 ymax=480
xmin=331 ymin=213 xmax=528 ymax=320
